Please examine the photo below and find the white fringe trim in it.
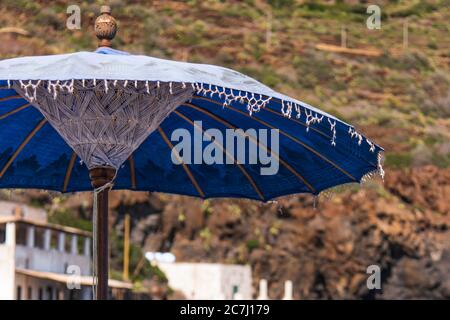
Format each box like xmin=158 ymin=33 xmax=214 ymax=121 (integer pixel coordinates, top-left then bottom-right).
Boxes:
xmin=377 ymin=151 xmax=385 ymax=181
xmin=10 ymin=79 xmax=382 ymax=159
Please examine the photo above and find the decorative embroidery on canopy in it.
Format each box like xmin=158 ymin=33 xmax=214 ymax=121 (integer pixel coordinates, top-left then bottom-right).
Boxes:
xmin=13 ymin=79 xmax=193 ymax=169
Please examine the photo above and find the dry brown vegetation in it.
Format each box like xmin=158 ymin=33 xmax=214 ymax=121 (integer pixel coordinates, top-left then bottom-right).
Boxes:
xmin=0 ymin=0 xmax=448 ymax=299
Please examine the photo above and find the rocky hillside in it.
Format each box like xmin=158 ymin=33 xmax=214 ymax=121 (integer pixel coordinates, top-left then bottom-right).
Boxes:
xmin=111 ymin=166 xmax=450 ymax=299
xmin=0 ymin=0 xmax=449 ymax=299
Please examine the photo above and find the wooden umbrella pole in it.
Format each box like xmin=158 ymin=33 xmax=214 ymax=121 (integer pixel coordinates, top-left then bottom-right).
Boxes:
xmin=89 ymin=5 xmax=118 ymax=300
xmin=89 ymin=166 xmax=116 ymax=300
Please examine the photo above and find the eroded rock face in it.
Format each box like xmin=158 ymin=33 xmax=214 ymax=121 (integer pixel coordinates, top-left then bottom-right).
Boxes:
xmin=105 ymin=166 xmax=448 ymax=299
xmin=381 ymin=253 xmax=450 ymax=299
xmin=385 ymin=165 xmax=450 ymax=215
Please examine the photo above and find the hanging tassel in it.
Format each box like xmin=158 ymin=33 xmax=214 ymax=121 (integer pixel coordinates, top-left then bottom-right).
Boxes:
xmin=377 ymin=152 xmax=385 ymax=181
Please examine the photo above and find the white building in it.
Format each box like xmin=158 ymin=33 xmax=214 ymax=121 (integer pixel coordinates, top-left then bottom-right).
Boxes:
xmin=158 ymin=262 xmax=252 ymax=300
xmin=0 ymin=201 xmax=131 ymax=300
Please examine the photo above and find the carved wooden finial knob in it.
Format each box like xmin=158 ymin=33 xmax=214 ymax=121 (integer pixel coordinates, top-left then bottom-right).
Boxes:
xmin=95 ymin=5 xmax=117 ymax=47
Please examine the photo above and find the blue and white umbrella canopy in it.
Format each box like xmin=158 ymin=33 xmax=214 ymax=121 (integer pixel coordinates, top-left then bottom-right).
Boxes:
xmin=0 ymin=47 xmax=383 ymax=201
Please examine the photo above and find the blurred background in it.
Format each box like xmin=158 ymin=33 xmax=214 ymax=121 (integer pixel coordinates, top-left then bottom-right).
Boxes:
xmin=0 ymin=0 xmax=448 ymax=299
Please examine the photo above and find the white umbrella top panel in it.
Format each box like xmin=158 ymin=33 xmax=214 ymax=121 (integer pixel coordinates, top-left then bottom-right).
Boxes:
xmin=0 ymin=48 xmax=341 ymax=122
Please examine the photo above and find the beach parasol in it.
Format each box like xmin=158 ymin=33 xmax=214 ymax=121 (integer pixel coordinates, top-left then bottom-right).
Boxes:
xmin=0 ymin=6 xmax=384 ymax=299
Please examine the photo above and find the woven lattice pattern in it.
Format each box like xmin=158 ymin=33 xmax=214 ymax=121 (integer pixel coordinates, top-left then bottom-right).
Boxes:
xmin=13 ymin=80 xmax=193 ymax=169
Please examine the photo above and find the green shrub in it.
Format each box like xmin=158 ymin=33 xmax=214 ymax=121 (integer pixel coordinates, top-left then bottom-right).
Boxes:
xmin=268 ymin=0 xmax=295 ymax=9
xmin=390 ymin=2 xmax=439 ymax=18
xmin=34 ymin=8 xmax=63 ymax=30
xmin=376 ymin=52 xmax=433 ymax=72
xmin=260 ymin=67 xmax=282 ymax=88
xmin=175 ymin=20 xmax=207 ymax=47
xmin=385 ymin=152 xmax=413 ymax=168
xmin=292 ymin=52 xmax=334 ymax=89
xmin=432 ymin=154 xmax=450 ymax=168
xmin=246 ymin=239 xmax=259 ymax=251
xmin=48 ymin=209 xmax=92 ymax=231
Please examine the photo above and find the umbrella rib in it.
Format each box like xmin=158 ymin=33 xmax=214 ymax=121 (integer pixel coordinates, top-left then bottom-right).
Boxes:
xmin=62 ymin=151 xmax=77 ymax=192
xmin=0 ymin=102 xmax=31 ymax=120
xmin=0 ymin=95 xmax=22 ymax=103
xmin=182 ymin=103 xmax=316 ymax=193
xmin=157 ymin=127 xmax=205 ymax=198
xmin=193 ymin=96 xmax=356 ymax=182
xmin=0 ymin=118 xmax=47 ymax=179
xmin=128 ymin=155 xmax=137 ymax=189
xmin=173 ymin=110 xmax=265 ymax=201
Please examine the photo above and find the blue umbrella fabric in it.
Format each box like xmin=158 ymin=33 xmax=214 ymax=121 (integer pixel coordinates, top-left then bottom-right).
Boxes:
xmin=0 ymin=47 xmax=383 ymax=201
